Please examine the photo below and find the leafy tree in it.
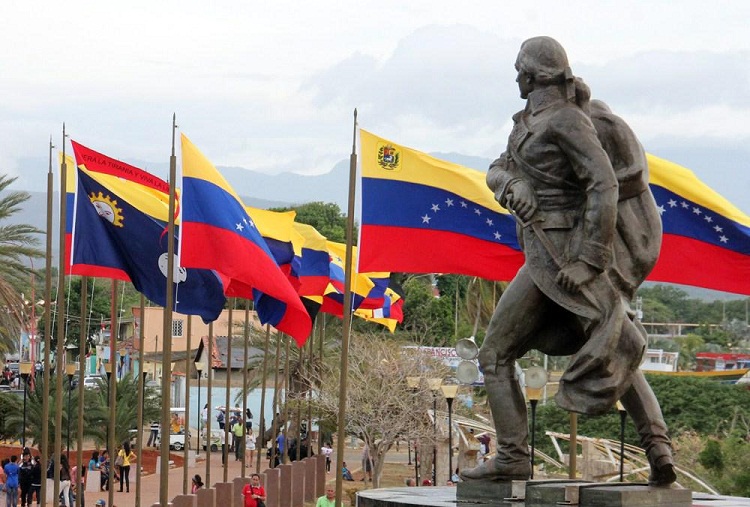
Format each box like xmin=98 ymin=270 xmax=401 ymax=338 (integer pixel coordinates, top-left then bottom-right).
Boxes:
xmin=5 ymin=373 xmax=160 ymax=449
xmin=37 ymin=277 xmax=141 ymax=354
xmin=673 ymin=334 xmax=705 ymax=370
xmin=399 ymin=276 xmax=453 ymax=345
xmin=0 ymin=175 xmax=44 ymax=353
xmin=273 ymin=202 xmax=351 ymax=243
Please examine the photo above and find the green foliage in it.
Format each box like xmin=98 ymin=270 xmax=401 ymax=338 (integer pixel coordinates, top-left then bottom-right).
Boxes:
xmin=532 ymin=375 xmax=750 ymax=460
xmin=273 ymin=201 xmax=351 ymax=243
xmin=399 ymin=276 xmax=453 ymax=345
xmin=698 ymin=439 xmax=723 ymax=471
xmin=0 ymin=174 xmax=44 ymax=353
xmin=6 ymin=373 xmax=161 ymax=449
xmin=37 ymin=277 xmax=141 ymax=354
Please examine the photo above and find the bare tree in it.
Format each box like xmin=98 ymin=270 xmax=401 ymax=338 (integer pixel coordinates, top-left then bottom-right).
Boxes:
xmin=309 ymin=333 xmax=449 ymax=487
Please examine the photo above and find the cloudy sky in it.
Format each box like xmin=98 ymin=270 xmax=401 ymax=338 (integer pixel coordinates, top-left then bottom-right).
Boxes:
xmin=2 ymin=1 xmax=749 ymax=211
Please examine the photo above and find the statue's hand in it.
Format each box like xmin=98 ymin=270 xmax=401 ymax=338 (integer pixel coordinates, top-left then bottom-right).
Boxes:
xmin=556 ymin=261 xmax=597 ymax=292
xmin=506 ymin=180 xmax=537 ymax=221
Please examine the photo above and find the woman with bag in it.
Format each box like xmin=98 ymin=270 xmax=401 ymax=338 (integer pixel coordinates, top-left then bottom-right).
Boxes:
xmin=241 ymin=473 xmax=266 ymax=507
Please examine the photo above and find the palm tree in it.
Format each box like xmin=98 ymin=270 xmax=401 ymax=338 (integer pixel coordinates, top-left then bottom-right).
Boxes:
xmin=6 ymin=373 xmax=160 ymax=449
xmin=0 ymin=174 xmax=44 ymax=353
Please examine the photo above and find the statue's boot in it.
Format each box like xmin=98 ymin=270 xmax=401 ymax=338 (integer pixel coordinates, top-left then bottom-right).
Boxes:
xmin=461 ymin=366 xmax=531 ymax=481
xmin=620 ymin=370 xmax=676 ymax=487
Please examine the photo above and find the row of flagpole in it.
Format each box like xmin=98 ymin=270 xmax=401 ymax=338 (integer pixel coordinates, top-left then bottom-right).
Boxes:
xmin=34 ymin=114 xmax=361 ymax=507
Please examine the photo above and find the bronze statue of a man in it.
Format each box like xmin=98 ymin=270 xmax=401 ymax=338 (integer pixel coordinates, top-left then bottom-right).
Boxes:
xmin=461 ymin=36 xmax=675 ymax=486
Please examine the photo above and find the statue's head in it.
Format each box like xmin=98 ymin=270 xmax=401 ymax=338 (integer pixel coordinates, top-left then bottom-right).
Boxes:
xmin=515 ymin=37 xmax=574 ymax=99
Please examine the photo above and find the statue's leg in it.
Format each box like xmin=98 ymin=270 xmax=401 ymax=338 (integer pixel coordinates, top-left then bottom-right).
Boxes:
xmin=461 ymin=270 xmax=551 ymax=481
xmin=620 ymin=367 xmax=676 ymax=486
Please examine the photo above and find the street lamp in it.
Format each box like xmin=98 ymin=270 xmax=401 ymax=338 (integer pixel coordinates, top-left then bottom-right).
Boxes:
xmin=525 ymin=366 xmax=548 ymax=480
xmin=19 ymin=362 xmax=32 ymax=449
xmin=440 ymin=383 xmax=459 ymax=483
xmin=196 ymin=363 xmax=203 ymax=456
xmin=616 ymin=401 xmax=628 ymax=482
xmin=427 ymin=378 xmax=442 ymax=486
xmin=65 ymin=363 xmax=76 ymax=458
xmin=406 ymin=376 xmax=420 ymax=484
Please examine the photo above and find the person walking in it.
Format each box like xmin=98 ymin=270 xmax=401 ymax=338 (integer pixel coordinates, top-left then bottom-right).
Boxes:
xmin=232 ymin=418 xmax=245 ymax=461
xmin=59 ymin=454 xmax=72 ymax=507
xmin=117 ymin=441 xmax=136 ymax=493
xmin=322 ymin=442 xmax=332 ymax=473
xmin=3 ymin=455 xmax=20 ymax=507
xmin=29 ymin=456 xmax=41 ymax=507
xmin=245 ymin=428 xmax=256 ymax=468
xmin=147 ymin=421 xmax=160 ymax=447
xmin=18 ymin=453 xmax=32 ymax=507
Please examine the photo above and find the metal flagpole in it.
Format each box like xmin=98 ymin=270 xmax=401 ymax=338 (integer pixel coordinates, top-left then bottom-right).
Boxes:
xmin=223 ymin=301 xmax=233 ymax=482
xmin=136 ymin=294 xmax=146 ymax=507
xmin=205 ymin=323 xmax=214 ymax=485
xmin=53 ymin=124 xmax=69 ymax=505
xmin=75 ymin=277 xmax=88 ymax=506
xmin=317 ymin=317 xmax=324 ymax=456
xmin=242 ymin=300 xmax=250 ymax=476
xmin=282 ymin=335 xmax=291 ymax=465
xmin=336 ymin=109 xmax=357 ymax=507
xmin=159 ymin=114 xmax=178 ymax=506
xmin=334 ymin=109 xmax=358 ymax=507
xmin=183 ymin=315 xmax=192 ymax=493
xmin=108 ymin=279 xmax=118 ymax=507
xmin=40 ymin=136 xmax=54 ymax=507
xmin=256 ymin=324 xmax=271 ymax=471
xmin=306 ymin=321 xmax=314 ymax=456
xmin=269 ymin=333 xmax=282 ymax=468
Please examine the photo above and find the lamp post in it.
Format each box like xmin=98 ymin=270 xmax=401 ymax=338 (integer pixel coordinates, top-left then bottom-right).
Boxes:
xmin=406 ymin=376 xmax=420 ymax=484
xmin=196 ymin=364 xmax=203 ymax=456
xmin=427 ymin=378 xmax=442 ymax=486
xmin=65 ymin=363 xmax=76 ymax=458
xmin=525 ymin=366 xmax=548 ymax=480
xmin=617 ymin=400 xmax=627 ymax=482
xmin=104 ymin=361 xmax=112 ymax=449
xmin=20 ymin=362 xmax=32 ymax=449
xmin=440 ymin=383 xmax=459 ymax=483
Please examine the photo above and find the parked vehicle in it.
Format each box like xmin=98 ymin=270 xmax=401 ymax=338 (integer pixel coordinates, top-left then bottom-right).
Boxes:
xmin=201 ymin=428 xmax=226 ymax=452
xmin=155 ymin=408 xmax=191 ymax=451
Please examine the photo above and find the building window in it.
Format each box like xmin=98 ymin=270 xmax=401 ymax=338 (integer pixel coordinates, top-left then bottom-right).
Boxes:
xmin=172 ymin=319 xmax=184 ymax=338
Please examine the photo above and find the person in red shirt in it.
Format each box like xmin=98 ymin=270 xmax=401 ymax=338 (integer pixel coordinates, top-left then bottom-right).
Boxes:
xmin=242 ymin=473 xmax=266 ymax=507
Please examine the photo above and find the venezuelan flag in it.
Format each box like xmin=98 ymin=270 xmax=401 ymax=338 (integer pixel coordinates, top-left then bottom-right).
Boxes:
xmin=647 ymin=154 xmax=750 ymax=295
xmin=359 ymin=129 xmax=522 ymax=281
xmin=180 ymin=134 xmax=312 ymax=345
xmin=68 ymin=141 xmax=226 ymax=322
xmin=291 ymin=223 xmax=330 ymax=297
xmin=246 ymin=206 xmax=298 ymax=286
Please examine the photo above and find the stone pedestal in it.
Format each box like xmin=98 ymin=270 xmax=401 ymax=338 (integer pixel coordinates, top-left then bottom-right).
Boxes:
xmin=360 ymin=483 xmax=693 ymax=507
xmin=579 ymin=484 xmax=692 ymax=506
xmin=196 ymin=487 xmax=216 ymax=507
xmin=264 ymin=467 xmax=281 ymax=507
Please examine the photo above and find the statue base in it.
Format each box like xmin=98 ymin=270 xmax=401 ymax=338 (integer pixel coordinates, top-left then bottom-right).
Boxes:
xmin=357 ymin=482 xmax=694 ymax=507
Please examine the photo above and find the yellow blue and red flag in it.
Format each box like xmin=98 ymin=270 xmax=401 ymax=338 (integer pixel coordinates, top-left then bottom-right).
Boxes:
xmin=245 ymin=206 xmax=298 ymax=287
xmin=291 ymin=222 xmax=330 ymax=297
xmin=180 ymin=134 xmax=312 ymax=345
xmin=359 ymin=129 xmax=523 ymax=281
xmin=359 ymin=129 xmax=750 ymax=295
xmin=647 ymin=154 xmax=750 ymax=294
xmin=67 ymin=141 xmax=225 ymax=322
